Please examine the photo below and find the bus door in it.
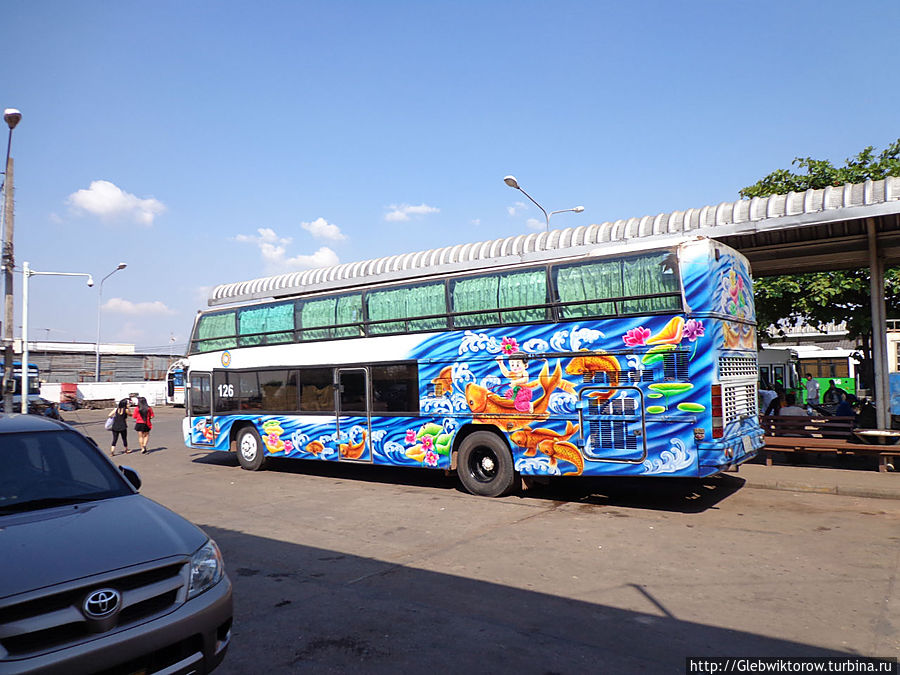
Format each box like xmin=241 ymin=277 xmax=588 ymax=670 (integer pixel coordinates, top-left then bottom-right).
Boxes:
xmin=576 ymin=385 xmax=647 ymax=463
xmin=335 ymin=368 xmax=372 ymax=463
xmin=188 ymin=372 xmax=217 ymax=447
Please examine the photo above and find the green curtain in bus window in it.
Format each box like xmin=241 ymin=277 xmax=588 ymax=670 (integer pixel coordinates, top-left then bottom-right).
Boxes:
xmin=499 ymin=269 xmax=547 ymax=323
xmin=368 ymin=283 xmax=447 ymax=335
xmin=555 ymin=261 xmax=621 ymax=319
xmin=334 ymin=294 xmax=363 ymax=338
xmin=196 ymin=312 xmax=236 ymax=352
xmin=367 ymin=287 xmax=405 ymax=335
xmin=238 ymin=303 xmax=294 ymax=346
xmin=298 ymin=297 xmax=336 ymax=340
xmin=620 ymin=253 xmax=680 ymax=314
xmin=407 ymin=282 xmax=447 ymax=331
xmin=452 ymin=276 xmax=499 ymax=327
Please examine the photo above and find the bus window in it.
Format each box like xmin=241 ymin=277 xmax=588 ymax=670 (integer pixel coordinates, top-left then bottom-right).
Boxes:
xmin=297 ymin=294 xmax=363 ymax=340
xmin=451 ymin=268 xmax=547 ymax=328
xmin=367 ymin=282 xmax=447 ymax=335
xmin=371 ymin=363 xmax=419 ymax=413
xmin=259 ymin=370 xmax=298 ymax=412
xmin=554 ymin=259 xmax=621 ymax=319
xmin=338 ymin=370 xmax=367 ymax=415
xmin=195 ymin=311 xmax=236 ymax=353
xmin=299 ymin=368 xmax=335 ymax=412
xmin=238 ymin=302 xmax=294 ymax=346
xmin=189 ymin=374 xmax=211 ymax=417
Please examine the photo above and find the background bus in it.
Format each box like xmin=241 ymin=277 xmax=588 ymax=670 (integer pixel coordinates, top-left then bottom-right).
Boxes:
xmin=0 ymin=361 xmax=41 ymax=410
xmin=759 ymin=345 xmax=858 ymax=404
xmin=166 ymin=359 xmax=186 ymax=406
xmin=183 ymin=235 xmax=763 ymax=496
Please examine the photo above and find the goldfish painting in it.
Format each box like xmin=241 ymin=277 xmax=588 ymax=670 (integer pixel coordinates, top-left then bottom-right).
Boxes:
xmin=466 ymin=359 xmax=563 ymax=432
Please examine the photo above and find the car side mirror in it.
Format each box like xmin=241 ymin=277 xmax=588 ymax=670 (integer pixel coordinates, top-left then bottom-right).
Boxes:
xmin=119 ymin=465 xmax=142 ymax=491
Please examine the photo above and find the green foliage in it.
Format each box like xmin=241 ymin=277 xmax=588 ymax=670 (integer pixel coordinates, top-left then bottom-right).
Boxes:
xmin=740 ymin=140 xmax=900 ymax=198
xmin=755 ymin=269 xmax=900 ymax=341
xmin=743 ymin=139 xmax=900 ymax=388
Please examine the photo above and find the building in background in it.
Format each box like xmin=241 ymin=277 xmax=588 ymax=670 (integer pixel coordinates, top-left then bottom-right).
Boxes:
xmin=11 ymin=340 xmax=181 ymax=383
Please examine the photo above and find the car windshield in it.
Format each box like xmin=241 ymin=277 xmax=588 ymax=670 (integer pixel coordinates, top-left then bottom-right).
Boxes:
xmin=0 ymin=430 xmax=133 ymax=513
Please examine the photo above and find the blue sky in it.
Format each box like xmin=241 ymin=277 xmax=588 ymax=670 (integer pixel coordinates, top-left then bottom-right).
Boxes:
xmin=2 ymin=1 xmax=899 ymax=352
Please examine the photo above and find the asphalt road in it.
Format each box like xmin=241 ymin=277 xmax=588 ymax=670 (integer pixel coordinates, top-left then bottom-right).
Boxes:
xmin=68 ymin=406 xmax=900 ymax=673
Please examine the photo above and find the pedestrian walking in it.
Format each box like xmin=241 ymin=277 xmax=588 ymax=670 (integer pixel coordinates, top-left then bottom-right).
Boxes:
xmin=133 ymin=396 xmax=155 ymax=454
xmin=804 ymin=373 xmax=820 ymax=405
xmin=108 ymin=398 xmax=130 ymax=456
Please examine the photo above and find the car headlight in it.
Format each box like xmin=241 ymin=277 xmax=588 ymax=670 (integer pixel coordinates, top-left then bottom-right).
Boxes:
xmin=189 ymin=539 xmax=224 ymax=599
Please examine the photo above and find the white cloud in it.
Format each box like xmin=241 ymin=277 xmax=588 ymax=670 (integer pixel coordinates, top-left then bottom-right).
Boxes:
xmin=471 ymin=218 xmax=481 ymax=226
xmin=103 ymin=298 xmax=176 ymax=315
xmin=67 ymin=180 xmax=166 ymax=226
xmin=384 ymin=203 xmax=439 ymax=222
xmin=526 ymin=218 xmax=544 ymax=231
xmin=236 ymin=227 xmax=339 ymax=272
xmin=507 ymin=201 xmax=528 ymax=217
xmin=301 ymin=217 xmax=346 ymax=241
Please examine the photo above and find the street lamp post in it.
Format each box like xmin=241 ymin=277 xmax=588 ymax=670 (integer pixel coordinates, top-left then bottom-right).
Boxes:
xmin=21 ymin=262 xmax=94 ymax=413
xmin=2 ymin=108 xmax=22 ymax=413
xmin=503 ymin=175 xmax=584 ymax=232
xmin=95 ymin=263 xmax=127 ymax=382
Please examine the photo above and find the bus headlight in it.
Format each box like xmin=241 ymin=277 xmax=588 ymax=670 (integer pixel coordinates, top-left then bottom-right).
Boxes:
xmin=189 ymin=539 xmax=224 ymax=599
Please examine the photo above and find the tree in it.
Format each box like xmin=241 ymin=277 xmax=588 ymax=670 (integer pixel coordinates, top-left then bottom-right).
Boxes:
xmin=741 ymin=140 xmax=900 ymax=390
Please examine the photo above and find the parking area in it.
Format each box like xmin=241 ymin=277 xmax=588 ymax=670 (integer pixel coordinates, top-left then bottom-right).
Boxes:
xmin=66 ymin=406 xmax=900 ymax=672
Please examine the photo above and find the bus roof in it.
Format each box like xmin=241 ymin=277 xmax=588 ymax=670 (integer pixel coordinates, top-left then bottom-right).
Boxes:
xmin=209 ymin=232 xmax=713 ymax=307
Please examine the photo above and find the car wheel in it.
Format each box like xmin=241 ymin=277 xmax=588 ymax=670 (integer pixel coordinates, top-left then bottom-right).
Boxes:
xmin=457 ymin=431 xmax=516 ymax=497
xmin=236 ymin=426 xmax=267 ymax=471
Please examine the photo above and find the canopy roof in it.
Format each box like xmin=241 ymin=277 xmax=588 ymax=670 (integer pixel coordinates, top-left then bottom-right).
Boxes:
xmin=209 ymin=176 xmax=900 ymax=307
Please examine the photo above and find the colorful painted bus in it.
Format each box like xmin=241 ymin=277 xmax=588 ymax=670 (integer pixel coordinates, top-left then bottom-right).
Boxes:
xmin=183 ymin=234 xmax=763 ymax=496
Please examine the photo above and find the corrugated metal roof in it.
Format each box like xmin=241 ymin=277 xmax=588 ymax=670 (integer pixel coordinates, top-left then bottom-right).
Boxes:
xmin=209 ymin=177 xmax=900 ymax=307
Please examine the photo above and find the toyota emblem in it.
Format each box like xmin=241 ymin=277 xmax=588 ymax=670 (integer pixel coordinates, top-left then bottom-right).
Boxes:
xmin=83 ymin=588 xmax=121 ymax=619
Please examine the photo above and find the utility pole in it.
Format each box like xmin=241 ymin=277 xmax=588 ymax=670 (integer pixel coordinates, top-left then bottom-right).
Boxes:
xmin=2 ymin=108 xmax=21 ymax=413
xmin=2 ymin=157 xmax=14 ymax=412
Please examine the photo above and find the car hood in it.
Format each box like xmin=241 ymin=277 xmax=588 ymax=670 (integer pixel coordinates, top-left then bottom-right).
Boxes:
xmin=0 ymin=494 xmax=208 ymax=599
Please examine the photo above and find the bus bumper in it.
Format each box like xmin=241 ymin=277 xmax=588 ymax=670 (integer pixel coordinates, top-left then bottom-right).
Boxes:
xmin=696 ymin=427 xmax=765 ymax=476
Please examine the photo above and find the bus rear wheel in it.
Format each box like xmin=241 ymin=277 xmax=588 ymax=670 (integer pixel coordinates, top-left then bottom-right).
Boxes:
xmin=236 ymin=427 xmax=267 ymax=471
xmin=457 ymin=431 xmax=516 ymax=497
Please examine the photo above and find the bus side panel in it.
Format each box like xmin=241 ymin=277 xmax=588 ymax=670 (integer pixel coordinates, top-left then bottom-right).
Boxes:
xmin=186 ymin=412 xmax=457 ymax=470
xmin=413 ymin=319 xmax=718 ymax=479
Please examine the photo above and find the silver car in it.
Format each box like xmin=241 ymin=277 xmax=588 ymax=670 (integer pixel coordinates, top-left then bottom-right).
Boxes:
xmin=0 ymin=414 xmax=233 ymax=674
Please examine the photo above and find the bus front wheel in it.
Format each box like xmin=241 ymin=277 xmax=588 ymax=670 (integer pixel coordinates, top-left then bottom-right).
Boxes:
xmin=457 ymin=432 xmax=516 ymax=497
xmin=236 ymin=427 xmax=267 ymax=471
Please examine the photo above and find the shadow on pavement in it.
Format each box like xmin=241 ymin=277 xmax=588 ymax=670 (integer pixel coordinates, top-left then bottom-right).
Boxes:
xmin=204 ymin=524 xmax=850 ymax=674
xmin=191 ymin=451 xmax=744 ymax=513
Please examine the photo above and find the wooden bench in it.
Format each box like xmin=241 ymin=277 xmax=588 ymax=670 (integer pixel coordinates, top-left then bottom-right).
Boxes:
xmin=760 ymin=415 xmax=900 ymax=473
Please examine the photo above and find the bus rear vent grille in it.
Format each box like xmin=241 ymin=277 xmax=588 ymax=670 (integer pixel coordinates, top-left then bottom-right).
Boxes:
xmin=719 ymin=356 xmax=758 ymax=379
xmin=589 ymin=399 xmax=637 ymax=451
xmin=663 ymin=350 xmax=689 ymax=380
xmin=723 ymin=382 xmax=758 ymax=423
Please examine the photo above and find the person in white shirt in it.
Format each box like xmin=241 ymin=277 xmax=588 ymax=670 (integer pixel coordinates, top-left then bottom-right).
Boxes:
xmin=804 ymin=373 xmax=820 ymax=405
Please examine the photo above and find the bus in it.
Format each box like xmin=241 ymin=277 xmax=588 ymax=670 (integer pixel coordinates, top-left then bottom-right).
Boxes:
xmin=0 ymin=361 xmax=41 ymax=410
xmin=182 ymin=234 xmax=763 ymax=497
xmin=166 ymin=359 xmax=187 ymax=406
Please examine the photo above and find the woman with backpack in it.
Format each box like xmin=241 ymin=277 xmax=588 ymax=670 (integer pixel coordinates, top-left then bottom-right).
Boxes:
xmin=107 ymin=399 xmax=130 ymax=456
xmin=133 ymin=396 xmax=155 ymax=454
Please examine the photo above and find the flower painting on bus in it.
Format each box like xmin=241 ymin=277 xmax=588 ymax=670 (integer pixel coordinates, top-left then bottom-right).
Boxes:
xmin=182 ymin=237 xmax=763 ymax=496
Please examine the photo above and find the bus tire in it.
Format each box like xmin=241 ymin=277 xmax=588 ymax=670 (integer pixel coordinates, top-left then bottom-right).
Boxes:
xmin=457 ymin=431 xmax=516 ymax=497
xmin=236 ymin=426 xmax=267 ymax=471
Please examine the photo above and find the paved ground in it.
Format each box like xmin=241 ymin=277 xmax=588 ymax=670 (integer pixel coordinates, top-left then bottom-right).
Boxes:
xmin=67 ymin=407 xmax=900 ymax=673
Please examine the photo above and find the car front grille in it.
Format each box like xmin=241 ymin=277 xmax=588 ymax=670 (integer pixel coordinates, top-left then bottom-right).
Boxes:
xmin=0 ymin=558 xmax=188 ymax=660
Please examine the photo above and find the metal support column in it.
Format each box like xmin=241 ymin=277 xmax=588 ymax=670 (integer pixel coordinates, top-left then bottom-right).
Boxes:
xmin=867 ymin=218 xmax=890 ymax=428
